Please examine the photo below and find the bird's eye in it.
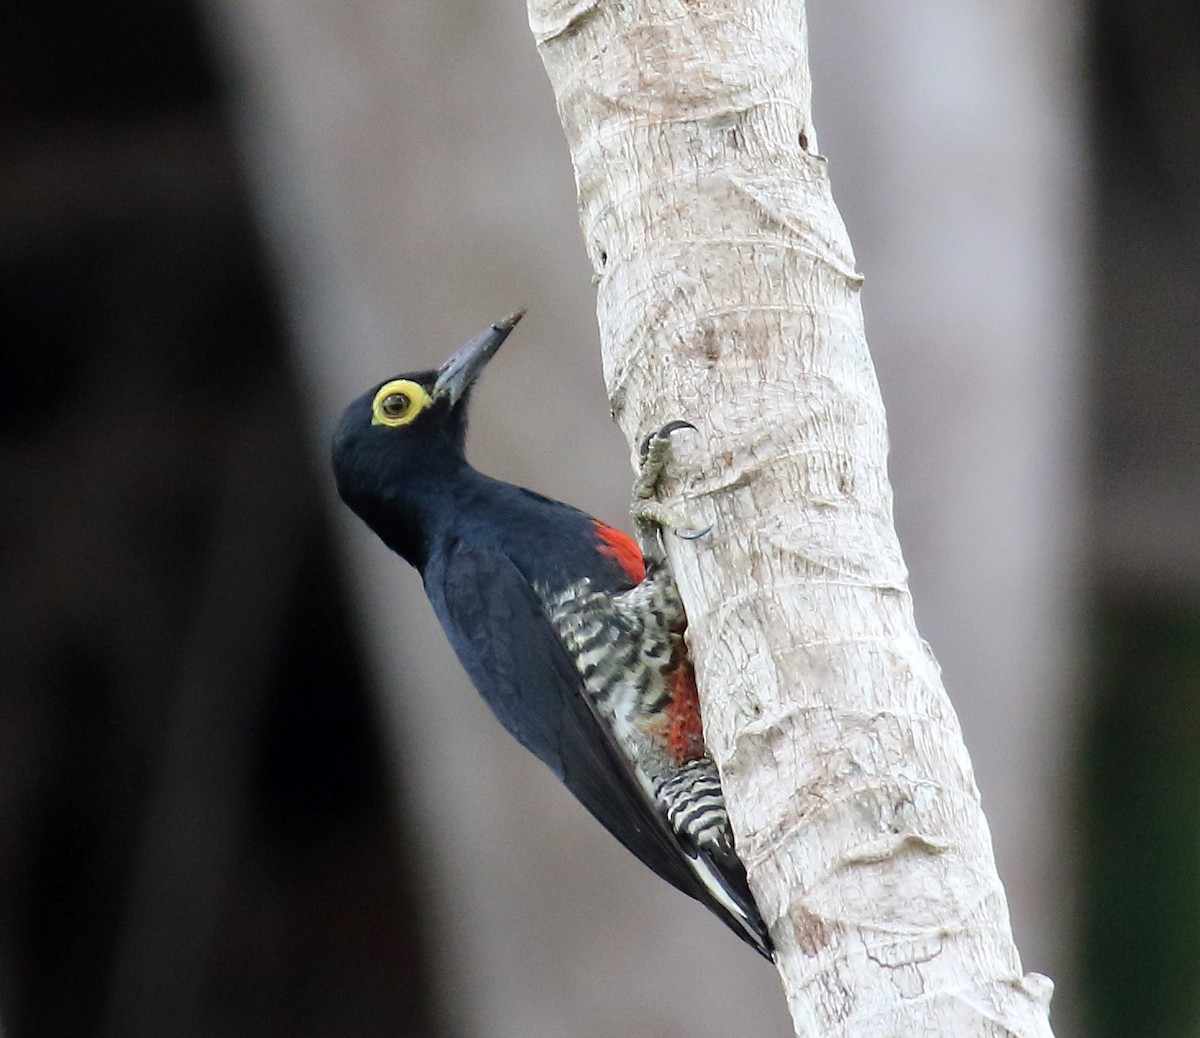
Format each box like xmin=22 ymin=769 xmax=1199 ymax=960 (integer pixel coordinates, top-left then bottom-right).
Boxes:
xmin=371 ymin=378 xmax=432 ymax=427
xmin=381 ymin=392 xmax=411 ymax=418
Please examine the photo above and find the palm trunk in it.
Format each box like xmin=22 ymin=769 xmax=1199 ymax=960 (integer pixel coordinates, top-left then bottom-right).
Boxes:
xmin=530 ymin=1 xmax=1057 ymax=1033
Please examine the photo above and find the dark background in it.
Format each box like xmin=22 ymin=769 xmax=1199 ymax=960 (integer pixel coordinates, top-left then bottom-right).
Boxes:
xmin=1 ymin=2 xmax=1197 ymax=1036
xmin=0 ymin=4 xmax=433 ymax=1036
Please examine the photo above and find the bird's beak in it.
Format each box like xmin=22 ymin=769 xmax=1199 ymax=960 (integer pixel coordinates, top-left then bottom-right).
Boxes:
xmin=433 ymin=310 xmax=525 ymax=406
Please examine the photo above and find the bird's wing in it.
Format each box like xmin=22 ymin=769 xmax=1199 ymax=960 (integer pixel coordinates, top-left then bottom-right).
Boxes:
xmin=426 ymin=543 xmax=719 ymax=905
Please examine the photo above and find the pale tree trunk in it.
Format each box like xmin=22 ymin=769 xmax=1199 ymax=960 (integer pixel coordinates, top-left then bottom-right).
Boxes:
xmin=530 ymin=1 xmax=1056 ymax=1034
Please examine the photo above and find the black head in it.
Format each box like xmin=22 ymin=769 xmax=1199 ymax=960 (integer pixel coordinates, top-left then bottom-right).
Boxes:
xmin=331 ymin=312 xmax=523 ymax=562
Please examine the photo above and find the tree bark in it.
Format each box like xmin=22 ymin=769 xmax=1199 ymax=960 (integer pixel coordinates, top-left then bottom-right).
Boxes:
xmin=530 ymin=1 xmax=1056 ymax=1034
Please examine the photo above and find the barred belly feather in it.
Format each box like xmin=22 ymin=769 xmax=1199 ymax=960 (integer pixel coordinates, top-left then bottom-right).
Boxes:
xmin=536 ymin=563 xmax=735 ymax=859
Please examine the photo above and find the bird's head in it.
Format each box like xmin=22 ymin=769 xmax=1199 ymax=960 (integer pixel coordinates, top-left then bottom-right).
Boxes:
xmin=331 ymin=310 xmax=524 ymax=536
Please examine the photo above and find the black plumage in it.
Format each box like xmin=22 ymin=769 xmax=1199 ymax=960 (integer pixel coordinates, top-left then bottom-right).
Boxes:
xmin=331 ymin=314 xmax=772 ymax=957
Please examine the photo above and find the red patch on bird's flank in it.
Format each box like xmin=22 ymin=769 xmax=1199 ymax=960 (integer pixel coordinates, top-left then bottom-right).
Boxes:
xmin=592 ymin=521 xmax=645 ymax=583
xmin=665 ymin=662 xmax=706 ymax=764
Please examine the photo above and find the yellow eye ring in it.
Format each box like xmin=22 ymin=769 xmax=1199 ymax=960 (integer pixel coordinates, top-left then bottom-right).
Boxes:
xmin=371 ymin=379 xmax=432 ymax=427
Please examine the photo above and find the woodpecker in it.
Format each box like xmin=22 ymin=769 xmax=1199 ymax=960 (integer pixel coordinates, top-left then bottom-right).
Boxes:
xmin=331 ymin=312 xmax=772 ymax=958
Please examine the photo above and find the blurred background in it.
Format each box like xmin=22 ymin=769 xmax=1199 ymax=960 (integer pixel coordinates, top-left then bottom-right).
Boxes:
xmin=0 ymin=0 xmax=1195 ymax=1036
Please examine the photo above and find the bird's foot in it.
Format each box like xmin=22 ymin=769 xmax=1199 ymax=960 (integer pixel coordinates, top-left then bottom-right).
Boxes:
xmin=632 ymin=420 xmax=711 ymax=561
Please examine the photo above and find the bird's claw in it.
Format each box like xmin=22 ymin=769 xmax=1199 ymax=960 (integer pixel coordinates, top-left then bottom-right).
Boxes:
xmin=632 ymin=420 xmax=709 ymax=560
xmin=633 ymin=420 xmax=697 ymax=502
xmin=638 ymin=419 xmax=697 ymax=465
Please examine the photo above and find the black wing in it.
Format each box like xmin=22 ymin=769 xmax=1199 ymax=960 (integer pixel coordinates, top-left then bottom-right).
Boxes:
xmin=425 ymin=542 xmax=769 ymax=954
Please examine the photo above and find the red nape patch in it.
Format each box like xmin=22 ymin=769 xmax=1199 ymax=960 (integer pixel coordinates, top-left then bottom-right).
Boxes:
xmin=592 ymin=520 xmax=645 ymax=583
xmin=665 ymin=662 xmax=706 ymax=764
